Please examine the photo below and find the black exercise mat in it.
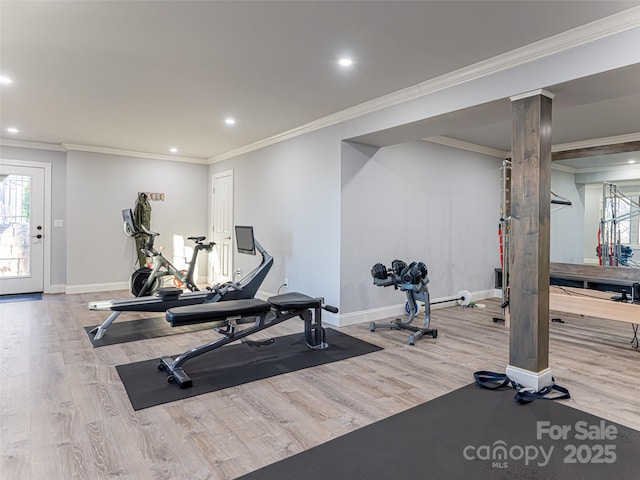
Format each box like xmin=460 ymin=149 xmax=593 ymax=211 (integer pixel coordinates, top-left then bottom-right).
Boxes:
xmin=0 ymin=292 xmax=42 ymax=303
xmin=116 ymin=328 xmax=383 ymax=410
xmin=84 ymin=316 xmax=215 ymax=347
xmin=237 ymin=383 xmax=640 ymax=480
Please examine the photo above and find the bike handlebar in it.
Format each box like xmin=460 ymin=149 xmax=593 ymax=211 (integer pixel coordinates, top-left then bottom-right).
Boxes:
xmin=133 ymin=224 xmax=214 ymax=258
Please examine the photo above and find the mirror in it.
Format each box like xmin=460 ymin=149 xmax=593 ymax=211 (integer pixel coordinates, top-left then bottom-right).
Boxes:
xmin=551 ymin=149 xmax=640 ymax=266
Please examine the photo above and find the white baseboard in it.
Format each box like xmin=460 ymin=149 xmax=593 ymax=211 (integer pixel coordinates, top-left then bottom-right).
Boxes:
xmin=319 ymin=311 xmax=340 ymax=327
xmin=337 ymin=288 xmax=500 ymax=327
xmin=64 ymin=273 xmax=212 ymax=296
xmin=56 ymin=285 xmax=500 ymax=329
xmin=65 ymin=281 xmax=129 ymax=295
xmin=339 ymin=303 xmax=407 ymax=327
xmin=506 ymin=365 xmax=554 ymax=391
xmin=473 ymin=289 xmax=502 ymax=302
xmin=47 ymin=284 xmax=66 ymax=294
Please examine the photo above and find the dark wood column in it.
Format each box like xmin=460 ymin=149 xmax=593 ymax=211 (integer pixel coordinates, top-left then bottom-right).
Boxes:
xmin=508 ymin=90 xmax=553 ymax=379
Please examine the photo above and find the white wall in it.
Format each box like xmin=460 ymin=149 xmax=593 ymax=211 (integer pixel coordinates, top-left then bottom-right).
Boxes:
xmin=66 ymin=151 xmax=209 ymax=292
xmin=550 ymin=169 xmax=585 ymax=264
xmin=209 ymin=126 xmax=342 ymax=306
xmin=340 ymin=140 xmax=502 ymax=315
xmin=583 ymin=184 xmax=603 ymax=263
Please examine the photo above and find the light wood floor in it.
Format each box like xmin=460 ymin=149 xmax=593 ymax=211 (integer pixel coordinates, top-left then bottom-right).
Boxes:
xmin=1 ymin=291 xmax=638 ymax=479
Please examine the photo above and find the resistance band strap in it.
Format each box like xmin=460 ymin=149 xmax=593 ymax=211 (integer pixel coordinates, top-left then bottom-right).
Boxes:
xmin=473 ymin=370 xmax=570 ymax=405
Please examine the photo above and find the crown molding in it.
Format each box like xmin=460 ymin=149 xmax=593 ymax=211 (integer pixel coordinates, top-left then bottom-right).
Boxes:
xmin=210 ymin=6 xmax=640 ymax=163
xmin=63 ymin=144 xmax=208 ymax=164
xmin=413 ymin=7 xmax=640 ymax=98
xmin=0 ymin=138 xmax=67 ymax=152
xmin=208 ymin=84 xmax=425 ymax=163
xmin=423 ymin=136 xmax=508 ymax=159
xmin=426 ymin=132 xmax=640 ymax=162
xmin=573 ymin=164 xmax=640 ymax=175
xmin=0 ymin=137 xmax=210 ymax=164
xmin=551 ymin=133 xmax=640 ymax=152
xmin=551 ymin=163 xmax=577 ymax=174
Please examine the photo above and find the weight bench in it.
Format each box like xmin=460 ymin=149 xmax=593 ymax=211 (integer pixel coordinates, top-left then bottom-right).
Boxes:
xmin=158 ymin=292 xmax=338 ymax=388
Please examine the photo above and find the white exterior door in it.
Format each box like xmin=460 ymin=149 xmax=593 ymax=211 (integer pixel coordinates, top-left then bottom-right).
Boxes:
xmin=211 ymin=171 xmax=234 ymax=285
xmin=0 ymin=164 xmax=45 ymax=294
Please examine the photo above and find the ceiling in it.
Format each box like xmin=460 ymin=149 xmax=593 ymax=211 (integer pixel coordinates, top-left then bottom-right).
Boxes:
xmin=1 ymin=1 xmax=639 ymax=162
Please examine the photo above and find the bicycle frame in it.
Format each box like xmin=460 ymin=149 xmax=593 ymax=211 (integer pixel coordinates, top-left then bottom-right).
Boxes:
xmin=137 ymin=226 xmax=214 ymax=296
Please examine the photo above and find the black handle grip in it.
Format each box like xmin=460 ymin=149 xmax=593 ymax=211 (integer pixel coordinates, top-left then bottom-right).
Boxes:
xmin=324 ymin=305 xmax=339 ymax=314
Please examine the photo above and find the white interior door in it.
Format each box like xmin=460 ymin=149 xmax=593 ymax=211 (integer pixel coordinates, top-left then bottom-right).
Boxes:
xmin=0 ymin=164 xmax=45 ymax=294
xmin=211 ymin=171 xmax=234 ymax=285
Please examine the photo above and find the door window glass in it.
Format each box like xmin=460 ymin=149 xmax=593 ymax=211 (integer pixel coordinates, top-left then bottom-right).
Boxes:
xmin=0 ymin=174 xmax=31 ymax=278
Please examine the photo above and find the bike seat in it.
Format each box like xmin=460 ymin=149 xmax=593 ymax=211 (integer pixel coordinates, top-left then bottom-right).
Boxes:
xmin=188 ymin=236 xmax=206 ymax=243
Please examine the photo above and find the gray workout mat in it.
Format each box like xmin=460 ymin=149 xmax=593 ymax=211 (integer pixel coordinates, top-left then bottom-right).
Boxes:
xmin=236 ymin=383 xmax=640 ymax=480
xmin=116 ymin=328 xmax=383 ymax=410
xmin=84 ymin=316 xmax=215 ymax=347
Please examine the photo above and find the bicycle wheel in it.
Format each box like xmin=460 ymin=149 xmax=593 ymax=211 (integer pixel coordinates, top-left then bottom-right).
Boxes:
xmin=130 ymin=267 xmax=160 ymax=296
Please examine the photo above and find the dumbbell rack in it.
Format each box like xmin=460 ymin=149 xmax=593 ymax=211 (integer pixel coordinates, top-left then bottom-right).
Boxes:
xmin=370 ymin=260 xmax=437 ymax=345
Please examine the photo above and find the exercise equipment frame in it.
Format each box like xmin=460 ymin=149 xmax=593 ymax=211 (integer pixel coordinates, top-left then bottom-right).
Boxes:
xmin=88 ymin=225 xmax=272 ymax=340
xmin=158 ymin=292 xmax=339 ymax=388
xmin=370 ymin=260 xmax=471 ymax=345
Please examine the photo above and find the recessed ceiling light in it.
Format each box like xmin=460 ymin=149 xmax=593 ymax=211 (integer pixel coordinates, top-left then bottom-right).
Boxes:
xmin=338 ymin=58 xmax=353 ymax=67
xmin=169 ymin=147 xmax=178 ymax=153
xmin=0 ymin=76 xmax=12 ymax=84
xmin=225 ymin=117 xmax=236 ymax=126
xmin=628 ymin=159 xmax=636 ymax=164
xmin=7 ymin=127 xmax=18 ymax=133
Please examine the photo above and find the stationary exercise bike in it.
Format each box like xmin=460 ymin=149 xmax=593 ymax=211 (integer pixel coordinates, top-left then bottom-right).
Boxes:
xmin=124 ymin=209 xmax=214 ymax=296
xmin=88 ymin=215 xmax=273 ymax=341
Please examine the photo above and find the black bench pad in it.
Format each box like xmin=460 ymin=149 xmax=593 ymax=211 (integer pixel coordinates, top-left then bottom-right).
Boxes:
xmin=167 ymin=298 xmax=270 ymax=326
xmin=268 ymin=292 xmax=320 ymax=310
